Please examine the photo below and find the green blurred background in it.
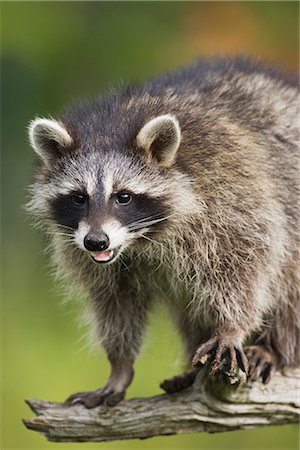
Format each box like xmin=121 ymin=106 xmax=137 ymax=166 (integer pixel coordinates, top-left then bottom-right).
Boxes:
xmin=1 ymin=2 xmax=299 ymax=449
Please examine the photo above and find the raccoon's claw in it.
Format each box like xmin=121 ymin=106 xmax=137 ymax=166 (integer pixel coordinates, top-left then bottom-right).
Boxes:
xmin=245 ymin=345 xmax=276 ymax=384
xmin=160 ymin=368 xmax=198 ymax=394
xmin=65 ymin=388 xmax=125 ymax=408
xmin=192 ymin=334 xmax=249 ymax=376
xmin=192 ymin=335 xmax=218 ymax=366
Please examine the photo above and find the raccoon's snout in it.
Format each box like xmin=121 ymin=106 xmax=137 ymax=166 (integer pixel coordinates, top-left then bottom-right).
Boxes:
xmin=84 ymin=231 xmax=117 ymax=264
xmin=75 ymin=221 xmax=127 ymax=264
xmin=84 ymin=232 xmax=110 ymax=252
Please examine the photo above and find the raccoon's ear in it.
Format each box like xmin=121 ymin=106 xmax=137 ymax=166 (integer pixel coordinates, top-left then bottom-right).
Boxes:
xmin=28 ymin=118 xmax=73 ymax=167
xmin=136 ymin=114 xmax=181 ymax=167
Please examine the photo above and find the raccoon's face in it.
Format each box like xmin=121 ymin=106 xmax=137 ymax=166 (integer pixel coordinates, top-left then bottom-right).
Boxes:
xmin=28 ymin=114 xmax=190 ymax=264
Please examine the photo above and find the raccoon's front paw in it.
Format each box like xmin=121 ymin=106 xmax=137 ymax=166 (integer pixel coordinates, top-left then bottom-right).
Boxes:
xmin=192 ymin=333 xmax=249 ymax=378
xmin=65 ymin=388 xmax=125 ymax=408
xmin=245 ymin=345 xmax=277 ymax=384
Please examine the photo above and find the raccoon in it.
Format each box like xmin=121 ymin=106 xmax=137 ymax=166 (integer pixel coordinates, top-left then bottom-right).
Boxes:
xmin=27 ymin=57 xmax=299 ymax=408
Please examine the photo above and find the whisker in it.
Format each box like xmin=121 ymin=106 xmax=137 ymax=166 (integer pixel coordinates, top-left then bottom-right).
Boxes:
xmin=139 ymin=233 xmax=164 ymax=247
xmin=47 ymin=231 xmax=74 ymax=237
xmin=56 ymin=224 xmax=75 ymax=232
xmin=139 ymin=234 xmax=166 ymax=271
xmin=119 ymin=253 xmax=130 ymax=270
xmin=127 ymin=216 xmax=172 ymax=231
xmin=127 ymin=213 xmax=178 ymax=230
xmin=127 ymin=212 xmax=179 ymax=229
xmin=50 ymin=238 xmax=77 ymax=249
xmin=126 ymin=213 xmax=167 ymax=227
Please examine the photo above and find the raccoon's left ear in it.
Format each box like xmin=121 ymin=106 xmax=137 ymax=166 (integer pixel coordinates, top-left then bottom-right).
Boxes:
xmin=28 ymin=118 xmax=74 ymax=168
xmin=136 ymin=114 xmax=181 ymax=167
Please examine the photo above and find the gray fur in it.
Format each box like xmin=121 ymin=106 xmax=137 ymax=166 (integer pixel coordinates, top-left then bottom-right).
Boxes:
xmin=27 ymin=57 xmax=299 ymax=406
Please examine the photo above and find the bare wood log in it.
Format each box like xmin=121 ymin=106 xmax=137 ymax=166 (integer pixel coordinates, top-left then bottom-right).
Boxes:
xmin=23 ymin=368 xmax=300 ymax=443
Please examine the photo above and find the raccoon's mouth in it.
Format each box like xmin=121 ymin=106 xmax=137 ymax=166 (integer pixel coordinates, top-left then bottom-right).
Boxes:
xmin=90 ymin=247 xmax=120 ymax=264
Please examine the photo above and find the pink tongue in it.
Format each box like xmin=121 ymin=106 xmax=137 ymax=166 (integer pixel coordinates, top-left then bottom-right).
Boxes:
xmin=92 ymin=250 xmax=113 ymax=262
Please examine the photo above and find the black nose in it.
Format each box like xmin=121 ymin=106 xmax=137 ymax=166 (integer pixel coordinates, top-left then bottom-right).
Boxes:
xmin=84 ymin=232 xmax=110 ymax=252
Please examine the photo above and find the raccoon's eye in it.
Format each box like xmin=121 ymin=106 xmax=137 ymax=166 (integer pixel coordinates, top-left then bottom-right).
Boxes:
xmin=71 ymin=192 xmax=87 ymax=206
xmin=116 ymin=192 xmax=132 ymax=205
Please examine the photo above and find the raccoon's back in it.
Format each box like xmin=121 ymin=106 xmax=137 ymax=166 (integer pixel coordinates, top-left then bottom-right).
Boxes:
xmin=62 ymin=56 xmax=298 ymax=152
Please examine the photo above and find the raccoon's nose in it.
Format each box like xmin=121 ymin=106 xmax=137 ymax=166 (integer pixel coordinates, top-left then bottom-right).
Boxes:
xmin=84 ymin=232 xmax=110 ymax=252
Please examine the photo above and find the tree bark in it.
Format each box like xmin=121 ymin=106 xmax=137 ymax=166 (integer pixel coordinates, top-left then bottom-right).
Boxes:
xmin=23 ymin=368 xmax=299 ymax=443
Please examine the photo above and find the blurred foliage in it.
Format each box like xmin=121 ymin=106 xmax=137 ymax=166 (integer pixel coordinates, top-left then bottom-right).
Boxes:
xmin=1 ymin=2 xmax=299 ymax=449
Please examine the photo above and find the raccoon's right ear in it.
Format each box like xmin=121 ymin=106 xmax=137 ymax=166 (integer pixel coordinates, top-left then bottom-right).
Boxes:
xmin=136 ymin=114 xmax=181 ymax=167
xmin=28 ymin=118 xmax=74 ymax=167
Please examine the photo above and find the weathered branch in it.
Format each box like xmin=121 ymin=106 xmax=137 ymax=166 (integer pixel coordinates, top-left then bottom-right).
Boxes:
xmin=23 ymin=368 xmax=299 ymax=442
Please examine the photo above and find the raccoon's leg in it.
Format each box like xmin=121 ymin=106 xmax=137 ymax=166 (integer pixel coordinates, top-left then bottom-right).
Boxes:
xmin=245 ymin=262 xmax=300 ymax=385
xmin=191 ymin=209 xmax=294 ymax=379
xmin=66 ymin=282 xmax=151 ymax=408
xmin=245 ymin=345 xmax=277 ymax=384
xmin=65 ymin=356 xmax=134 ymax=407
xmin=191 ymin=288 xmax=262 ymax=376
xmin=245 ymin=289 xmax=300 ymax=384
xmin=190 ymin=262 xmax=283 ymax=376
